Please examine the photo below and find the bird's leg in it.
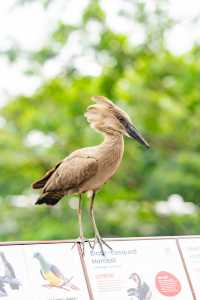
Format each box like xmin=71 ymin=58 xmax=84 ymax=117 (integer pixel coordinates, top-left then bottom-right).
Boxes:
xmin=72 ymin=194 xmax=92 ymax=254
xmin=89 ymin=192 xmax=112 ymax=255
xmin=63 ymin=276 xmax=73 ymax=286
xmin=78 ymin=194 xmax=84 ymax=240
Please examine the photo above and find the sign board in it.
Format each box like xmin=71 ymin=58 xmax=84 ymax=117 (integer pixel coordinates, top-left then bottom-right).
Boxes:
xmin=0 ymin=236 xmax=199 ymax=300
xmin=0 ymin=242 xmax=90 ymax=300
xmin=84 ymin=239 xmax=193 ymax=300
xmin=178 ymin=238 xmax=200 ymax=300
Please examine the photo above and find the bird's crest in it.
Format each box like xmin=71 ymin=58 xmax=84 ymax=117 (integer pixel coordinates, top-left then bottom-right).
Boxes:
xmin=91 ymin=96 xmax=114 ymax=108
xmin=91 ymin=96 xmax=131 ymax=122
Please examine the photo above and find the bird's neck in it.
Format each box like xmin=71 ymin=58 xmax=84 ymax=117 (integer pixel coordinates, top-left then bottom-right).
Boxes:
xmin=98 ymin=132 xmax=124 ymax=164
xmin=102 ymin=132 xmax=123 ymax=144
xmin=135 ymin=277 xmax=141 ymax=287
xmin=37 ymin=257 xmax=50 ymax=272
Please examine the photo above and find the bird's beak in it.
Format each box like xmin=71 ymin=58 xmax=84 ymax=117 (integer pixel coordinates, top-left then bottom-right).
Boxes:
xmin=126 ymin=122 xmax=150 ymax=148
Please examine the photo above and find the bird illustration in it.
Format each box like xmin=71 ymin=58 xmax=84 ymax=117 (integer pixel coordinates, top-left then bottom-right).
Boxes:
xmin=0 ymin=252 xmax=21 ymax=290
xmin=32 ymin=96 xmax=149 ymax=254
xmin=127 ymin=273 xmax=152 ymax=300
xmin=33 ymin=252 xmax=79 ymax=291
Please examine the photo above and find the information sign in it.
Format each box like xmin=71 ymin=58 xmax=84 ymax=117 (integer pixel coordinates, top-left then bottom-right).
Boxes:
xmin=84 ymin=239 xmax=193 ymax=300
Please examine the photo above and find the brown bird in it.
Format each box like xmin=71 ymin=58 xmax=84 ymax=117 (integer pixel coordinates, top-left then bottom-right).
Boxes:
xmin=32 ymin=96 xmax=149 ymax=255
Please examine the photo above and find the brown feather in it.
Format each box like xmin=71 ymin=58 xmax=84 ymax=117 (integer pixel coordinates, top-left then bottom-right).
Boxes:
xmin=91 ymin=96 xmax=114 ymax=108
xmin=43 ymin=155 xmax=98 ymax=194
xmin=35 ymin=191 xmax=64 ymax=205
xmin=32 ymin=161 xmax=62 ymax=189
xmin=34 ymin=155 xmax=98 ymax=205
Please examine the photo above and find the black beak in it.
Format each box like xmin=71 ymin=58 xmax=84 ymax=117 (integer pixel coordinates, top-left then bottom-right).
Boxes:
xmin=126 ymin=122 xmax=150 ymax=148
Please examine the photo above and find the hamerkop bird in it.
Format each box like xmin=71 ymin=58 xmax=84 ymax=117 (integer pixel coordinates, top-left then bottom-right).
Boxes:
xmin=32 ymin=96 xmax=149 ymax=255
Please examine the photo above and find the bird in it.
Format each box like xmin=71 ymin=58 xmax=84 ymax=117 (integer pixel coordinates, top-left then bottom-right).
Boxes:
xmin=127 ymin=273 xmax=152 ymax=300
xmin=33 ymin=252 xmax=79 ymax=291
xmin=0 ymin=252 xmax=20 ymax=290
xmin=32 ymin=96 xmax=149 ymax=255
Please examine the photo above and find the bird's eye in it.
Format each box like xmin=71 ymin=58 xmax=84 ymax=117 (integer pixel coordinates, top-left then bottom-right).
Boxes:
xmin=118 ymin=116 xmax=124 ymax=121
xmin=116 ymin=114 xmax=125 ymax=123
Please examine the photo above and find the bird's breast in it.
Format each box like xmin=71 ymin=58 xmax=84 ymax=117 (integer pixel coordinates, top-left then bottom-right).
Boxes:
xmin=99 ymin=146 xmax=123 ymax=177
xmin=44 ymin=272 xmax=64 ymax=286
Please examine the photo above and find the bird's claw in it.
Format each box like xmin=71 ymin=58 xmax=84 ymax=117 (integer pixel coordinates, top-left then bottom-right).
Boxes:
xmin=92 ymin=235 xmax=112 ymax=256
xmin=71 ymin=237 xmax=93 ymax=255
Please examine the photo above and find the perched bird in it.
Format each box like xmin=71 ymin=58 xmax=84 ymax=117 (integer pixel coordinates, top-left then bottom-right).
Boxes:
xmin=33 ymin=252 xmax=79 ymax=291
xmin=127 ymin=273 xmax=152 ymax=300
xmin=0 ymin=252 xmax=20 ymax=290
xmin=32 ymin=96 xmax=149 ymax=254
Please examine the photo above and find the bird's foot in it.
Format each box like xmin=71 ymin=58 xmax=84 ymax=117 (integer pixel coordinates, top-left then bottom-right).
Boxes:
xmin=43 ymin=284 xmax=70 ymax=291
xmin=42 ymin=284 xmax=53 ymax=289
xmin=59 ymin=285 xmax=70 ymax=291
xmin=71 ymin=236 xmax=92 ymax=255
xmin=92 ymin=235 xmax=112 ymax=256
xmin=63 ymin=276 xmax=73 ymax=286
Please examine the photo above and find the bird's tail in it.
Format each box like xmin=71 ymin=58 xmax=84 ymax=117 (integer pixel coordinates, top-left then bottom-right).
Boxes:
xmin=32 ymin=162 xmax=61 ymax=189
xmin=69 ymin=283 xmax=80 ymax=291
xmin=35 ymin=191 xmax=64 ymax=206
xmin=9 ymin=279 xmax=21 ymax=290
xmin=64 ymin=277 xmax=80 ymax=291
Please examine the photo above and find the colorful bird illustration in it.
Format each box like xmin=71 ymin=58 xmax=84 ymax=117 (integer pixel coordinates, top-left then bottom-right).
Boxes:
xmin=127 ymin=273 xmax=152 ymax=300
xmin=0 ymin=252 xmax=21 ymax=290
xmin=33 ymin=252 xmax=79 ymax=291
xmin=32 ymin=96 xmax=149 ymax=254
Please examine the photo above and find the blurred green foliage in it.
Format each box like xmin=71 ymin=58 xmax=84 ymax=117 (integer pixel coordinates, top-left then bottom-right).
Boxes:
xmin=1 ymin=0 xmax=200 ymax=242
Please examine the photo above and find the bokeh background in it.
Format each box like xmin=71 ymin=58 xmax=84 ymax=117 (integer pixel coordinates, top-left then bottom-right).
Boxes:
xmin=1 ymin=0 xmax=200 ymax=241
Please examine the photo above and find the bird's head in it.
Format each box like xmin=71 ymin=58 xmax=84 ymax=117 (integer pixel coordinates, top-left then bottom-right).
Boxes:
xmin=85 ymin=96 xmax=149 ymax=148
xmin=129 ymin=273 xmax=141 ymax=285
xmin=33 ymin=252 xmax=41 ymax=259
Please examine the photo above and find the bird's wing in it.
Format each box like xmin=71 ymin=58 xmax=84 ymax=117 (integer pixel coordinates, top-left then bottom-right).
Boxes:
xmin=40 ymin=270 xmax=46 ymax=280
xmin=50 ymin=264 xmax=64 ymax=280
xmin=139 ymin=282 xmax=151 ymax=299
xmin=127 ymin=288 xmax=137 ymax=296
xmin=43 ymin=155 xmax=98 ymax=193
xmin=32 ymin=161 xmax=62 ymax=189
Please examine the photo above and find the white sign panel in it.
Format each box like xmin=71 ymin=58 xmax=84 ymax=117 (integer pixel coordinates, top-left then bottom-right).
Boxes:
xmin=24 ymin=243 xmax=90 ymax=300
xmin=84 ymin=239 xmax=193 ymax=300
xmin=0 ymin=245 xmax=31 ymax=299
xmin=179 ymin=238 xmax=200 ymax=299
